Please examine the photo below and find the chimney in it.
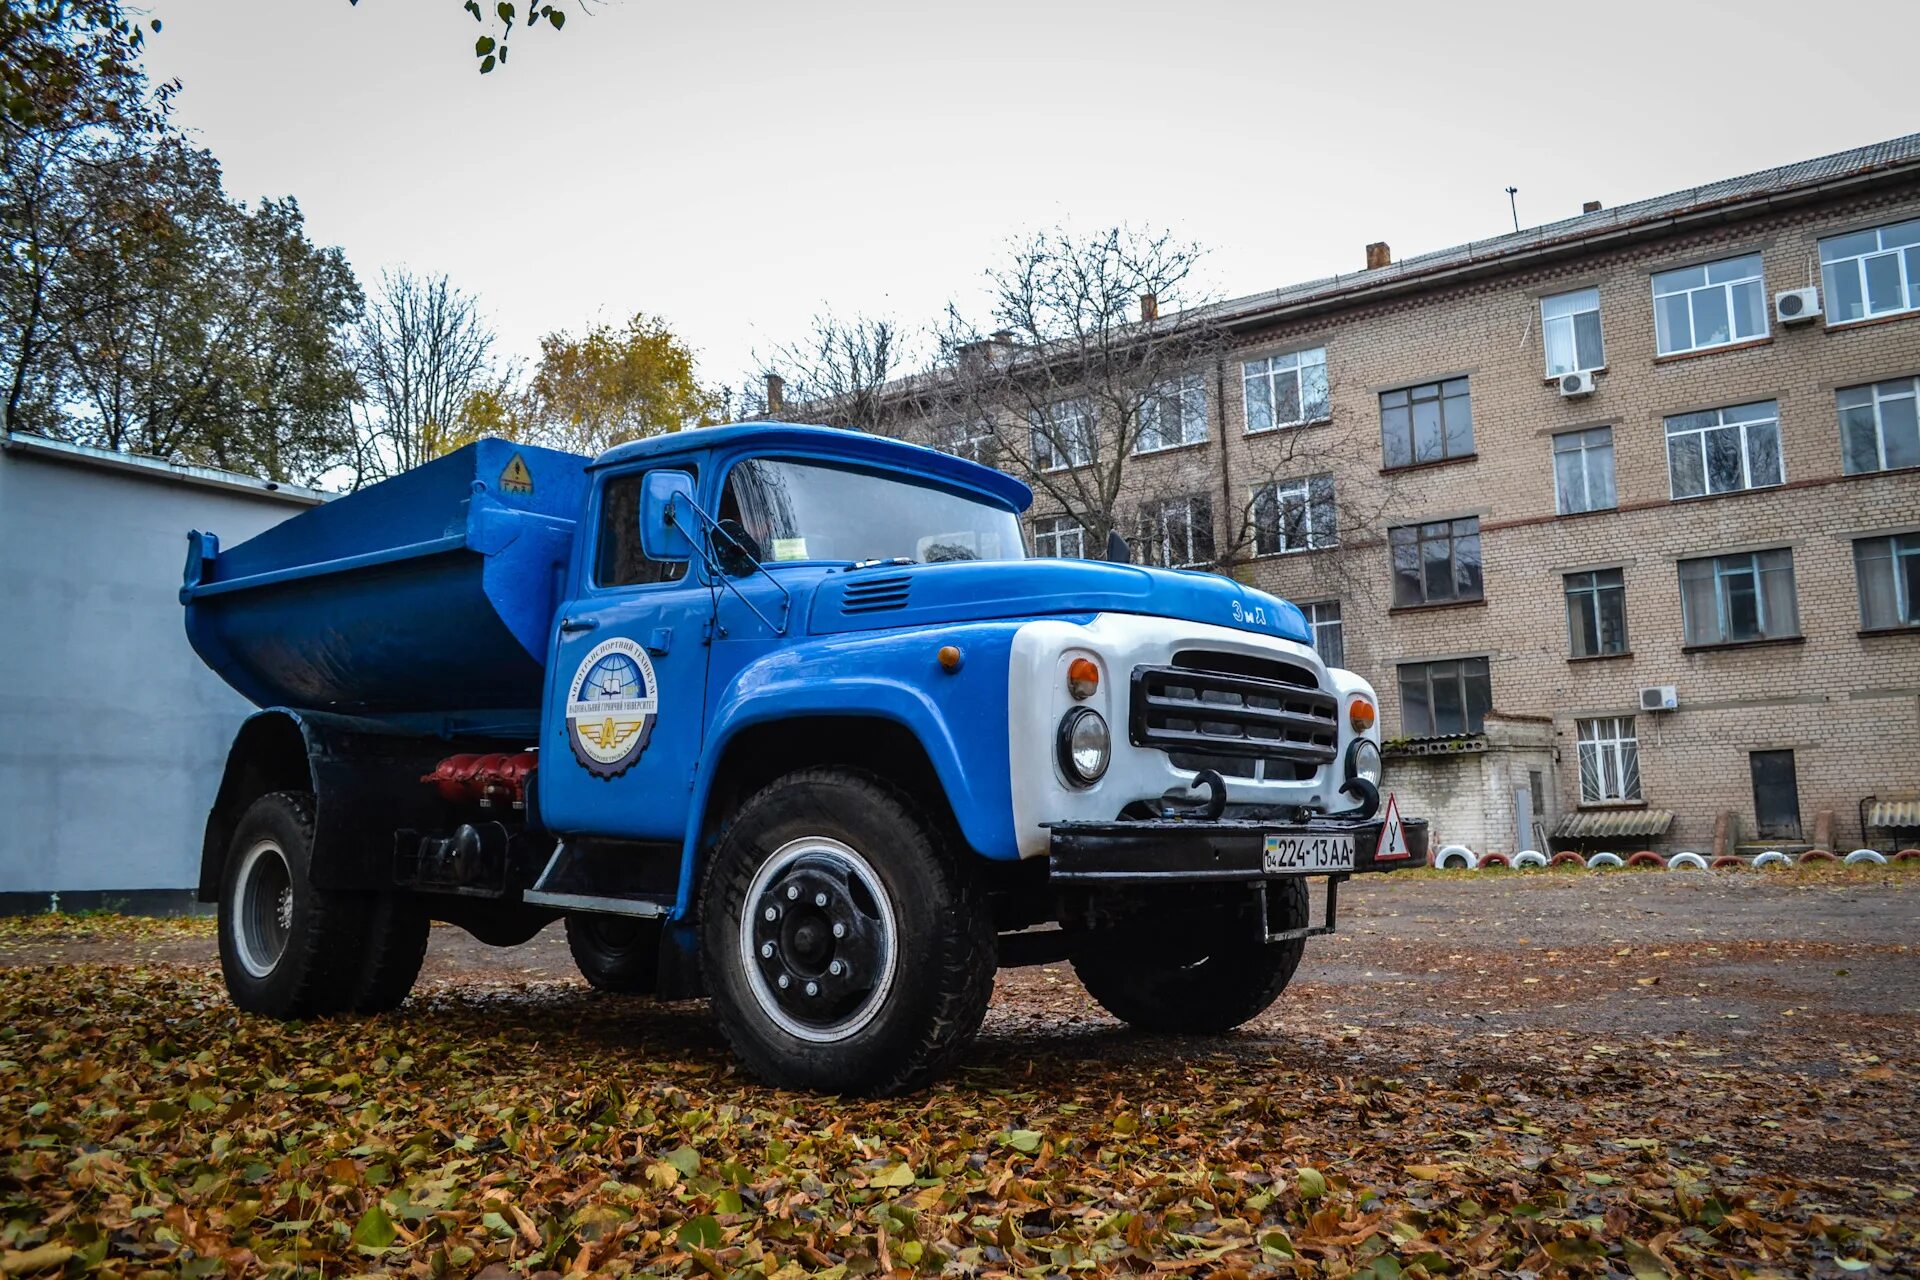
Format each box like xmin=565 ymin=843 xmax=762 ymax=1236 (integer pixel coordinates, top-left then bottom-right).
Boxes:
xmin=1139 ymin=293 xmax=1159 ymax=322
xmin=1582 ymin=200 xmax=1602 ymax=214
xmin=1364 ymin=241 xmax=1391 ymax=270
xmin=990 ymin=329 xmax=1015 ymax=345
xmin=764 ymin=373 xmax=785 ymax=416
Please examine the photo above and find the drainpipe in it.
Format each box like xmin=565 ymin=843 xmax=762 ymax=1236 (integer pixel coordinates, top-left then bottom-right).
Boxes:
xmin=1214 ymin=355 xmax=1236 ymax=575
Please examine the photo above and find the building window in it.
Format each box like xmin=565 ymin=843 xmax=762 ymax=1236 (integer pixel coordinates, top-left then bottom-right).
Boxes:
xmin=1553 ymin=426 xmax=1616 ymax=514
xmin=1576 ymin=717 xmax=1642 ymax=804
xmin=1397 ymin=657 xmax=1492 ymax=737
xmin=1651 ymin=253 xmax=1767 ymax=356
xmin=1678 ymin=548 xmax=1799 ymax=647
xmin=1303 ymin=600 xmax=1344 ymax=669
xmin=939 ymin=419 xmax=994 ymax=465
xmin=1389 ymin=517 xmax=1482 ymax=607
xmin=1030 ymin=400 xmax=1093 ymax=472
xmin=1564 ymin=568 xmax=1628 ymax=657
xmin=1243 ymin=348 xmax=1329 ymax=432
xmin=1542 ymin=287 xmax=1604 ymax=376
xmin=1380 ymin=377 xmax=1472 ymax=468
xmin=1135 ymin=375 xmax=1208 ymax=453
xmin=1665 ymin=400 xmax=1783 ymax=500
xmin=1821 ymin=217 xmax=1920 ymax=326
xmin=1837 ymin=376 xmax=1920 ymax=474
xmin=1251 ymin=475 xmax=1337 ymax=556
xmin=1031 ymin=516 xmax=1086 ymax=559
xmin=1854 ymin=532 xmax=1920 ymax=631
xmin=1137 ymin=494 xmax=1214 ymax=568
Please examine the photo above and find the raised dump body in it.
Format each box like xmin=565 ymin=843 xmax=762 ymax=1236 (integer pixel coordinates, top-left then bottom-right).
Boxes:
xmin=181 ymin=439 xmax=586 ymax=735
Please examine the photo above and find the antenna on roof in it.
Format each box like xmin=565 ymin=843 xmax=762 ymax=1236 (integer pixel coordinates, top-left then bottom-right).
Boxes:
xmin=1505 ymin=186 xmax=1520 ymax=233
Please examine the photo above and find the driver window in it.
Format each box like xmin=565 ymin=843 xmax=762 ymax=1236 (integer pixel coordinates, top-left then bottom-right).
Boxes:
xmin=595 ymin=469 xmax=694 ymax=587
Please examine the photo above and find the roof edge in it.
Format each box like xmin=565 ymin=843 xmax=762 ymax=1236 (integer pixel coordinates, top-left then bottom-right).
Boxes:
xmin=0 ymin=430 xmax=331 ymax=506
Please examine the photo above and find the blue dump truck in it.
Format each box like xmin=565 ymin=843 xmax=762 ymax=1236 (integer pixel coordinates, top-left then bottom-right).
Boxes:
xmin=182 ymin=424 xmax=1427 ymax=1093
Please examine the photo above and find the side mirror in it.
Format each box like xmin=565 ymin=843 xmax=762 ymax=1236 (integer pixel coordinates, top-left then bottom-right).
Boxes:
xmin=639 ymin=471 xmax=696 ymax=562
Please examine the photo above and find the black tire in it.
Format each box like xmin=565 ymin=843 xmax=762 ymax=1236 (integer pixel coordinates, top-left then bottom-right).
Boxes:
xmin=566 ymin=914 xmax=663 ymax=994
xmin=699 ymin=767 xmax=994 ymax=1095
xmin=352 ymin=892 xmax=430 ymax=1013
xmin=217 ymin=792 xmax=366 ymax=1019
xmin=1072 ymin=880 xmax=1308 ymax=1033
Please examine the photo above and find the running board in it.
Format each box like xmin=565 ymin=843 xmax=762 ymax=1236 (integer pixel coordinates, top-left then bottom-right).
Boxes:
xmin=524 ymin=840 xmax=678 ymax=919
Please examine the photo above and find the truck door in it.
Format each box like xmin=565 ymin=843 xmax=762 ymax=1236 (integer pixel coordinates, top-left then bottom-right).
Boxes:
xmin=538 ymin=464 xmax=712 ymax=841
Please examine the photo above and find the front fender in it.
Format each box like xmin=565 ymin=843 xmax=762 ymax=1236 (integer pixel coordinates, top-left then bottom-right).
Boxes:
xmin=670 ymin=623 xmax=1022 ymax=920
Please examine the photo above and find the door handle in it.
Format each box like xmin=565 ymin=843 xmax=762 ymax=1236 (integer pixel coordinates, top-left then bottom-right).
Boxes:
xmin=559 ymin=617 xmax=598 ymax=634
xmin=646 ymin=627 xmax=672 ymax=656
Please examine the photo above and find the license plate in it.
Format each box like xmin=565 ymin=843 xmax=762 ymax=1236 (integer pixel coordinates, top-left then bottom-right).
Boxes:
xmin=1261 ymin=832 xmax=1355 ymax=873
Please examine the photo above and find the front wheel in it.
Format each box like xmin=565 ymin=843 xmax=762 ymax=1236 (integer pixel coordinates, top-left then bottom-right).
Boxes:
xmin=1072 ymin=880 xmax=1308 ymax=1033
xmin=699 ymin=768 xmax=994 ymax=1095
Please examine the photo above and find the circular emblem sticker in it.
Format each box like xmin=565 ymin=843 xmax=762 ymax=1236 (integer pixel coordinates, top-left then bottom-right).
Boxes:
xmin=565 ymin=637 xmax=660 ymax=779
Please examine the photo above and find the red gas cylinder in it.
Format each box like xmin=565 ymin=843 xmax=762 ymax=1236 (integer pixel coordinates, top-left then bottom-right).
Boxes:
xmin=421 ymin=751 xmax=538 ymax=808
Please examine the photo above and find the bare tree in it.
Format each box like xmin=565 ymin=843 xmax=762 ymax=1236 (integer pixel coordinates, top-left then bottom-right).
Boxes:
xmin=743 ymin=310 xmax=913 ymax=434
xmin=348 ymin=269 xmax=499 ymax=485
xmin=933 ymin=226 xmax=1229 ymax=551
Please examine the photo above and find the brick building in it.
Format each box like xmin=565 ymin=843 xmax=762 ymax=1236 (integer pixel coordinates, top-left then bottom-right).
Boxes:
xmin=873 ymin=134 xmax=1920 ymax=857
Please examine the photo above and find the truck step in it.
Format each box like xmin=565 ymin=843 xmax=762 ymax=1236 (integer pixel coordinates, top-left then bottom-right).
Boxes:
xmin=524 ymin=840 xmax=680 ymax=919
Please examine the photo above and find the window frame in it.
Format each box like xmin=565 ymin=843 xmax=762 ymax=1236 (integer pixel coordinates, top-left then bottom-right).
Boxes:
xmin=1029 ymin=399 xmax=1094 ymax=472
xmin=1576 ymin=716 xmax=1642 ymax=805
xmin=939 ymin=418 xmax=995 ymax=464
xmin=1677 ymin=548 xmax=1800 ymax=647
xmin=1853 ymin=532 xmax=1920 ymax=631
xmin=1836 ymin=376 xmax=1920 ymax=475
xmin=1396 ymin=656 xmax=1492 ymax=738
xmin=592 ymin=466 xmax=697 ymax=590
xmin=1242 ymin=347 xmax=1330 ymax=434
xmin=1302 ymin=599 xmax=1344 ymax=670
xmin=1541 ymin=287 xmax=1605 ymax=377
xmin=1564 ymin=567 xmax=1628 ymax=658
xmin=1664 ymin=400 xmax=1784 ymax=501
xmin=1650 ymin=253 xmax=1768 ymax=356
xmin=1030 ymin=515 xmax=1087 ymax=560
xmin=1138 ymin=493 xmax=1215 ymax=568
xmin=1250 ymin=474 xmax=1337 ymax=557
xmin=1388 ymin=517 xmax=1483 ymax=608
xmin=1379 ymin=376 xmax=1473 ymax=469
xmin=1134 ymin=375 xmax=1209 ymax=454
xmin=1820 ymin=217 xmax=1920 ymax=327
xmin=1552 ymin=425 xmax=1616 ymax=515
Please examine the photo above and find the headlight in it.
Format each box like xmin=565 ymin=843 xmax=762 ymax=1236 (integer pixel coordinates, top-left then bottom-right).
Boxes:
xmin=1347 ymin=737 xmax=1383 ymax=787
xmin=1056 ymin=707 xmax=1110 ymax=784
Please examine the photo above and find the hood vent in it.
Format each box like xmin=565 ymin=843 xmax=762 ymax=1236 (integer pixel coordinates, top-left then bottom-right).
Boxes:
xmin=840 ymin=574 xmax=912 ymax=614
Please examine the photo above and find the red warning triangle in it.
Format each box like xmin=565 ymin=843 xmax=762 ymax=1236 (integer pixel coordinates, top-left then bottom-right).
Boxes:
xmin=1374 ymin=793 xmax=1410 ymax=861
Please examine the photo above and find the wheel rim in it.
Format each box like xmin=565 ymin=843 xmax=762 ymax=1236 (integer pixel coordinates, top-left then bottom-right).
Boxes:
xmin=740 ymin=836 xmax=898 ymax=1043
xmin=232 ymin=839 xmax=294 ymax=979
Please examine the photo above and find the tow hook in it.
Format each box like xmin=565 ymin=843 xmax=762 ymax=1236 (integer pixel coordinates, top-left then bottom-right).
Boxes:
xmin=1158 ymin=768 xmax=1227 ymax=820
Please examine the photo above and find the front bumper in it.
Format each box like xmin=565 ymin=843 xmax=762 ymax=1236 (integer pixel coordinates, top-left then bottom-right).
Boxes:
xmin=1047 ymin=814 xmax=1429 ymax=884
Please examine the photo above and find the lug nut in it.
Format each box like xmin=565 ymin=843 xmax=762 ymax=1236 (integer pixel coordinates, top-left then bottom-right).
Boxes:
xmin=760 ymin=942 xmax=774 ymax=959
xmin=764 ymin=906 xmax=778 ymax=922
xmin=829 ymin=960 xmax=844 ymax=976
xmin=786 ymin=885 xmax=799 ymax=900
xmin=805 ymin=981 xmax=819 ymax=996
xmin=832 ymin=922 xmax=846 ymax=938
xmin=777 ymin=974 xmax=790 ymax=989
xmin=814 ymin=892 xmax=828 ymax=907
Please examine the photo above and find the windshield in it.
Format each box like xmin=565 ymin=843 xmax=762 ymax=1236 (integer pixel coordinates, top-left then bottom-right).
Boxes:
xmin=719 ymin=457 xmax=1025 ymax=565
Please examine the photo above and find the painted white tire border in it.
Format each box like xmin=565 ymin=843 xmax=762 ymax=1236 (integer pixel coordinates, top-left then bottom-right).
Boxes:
xmin=1586 ymin=852 xmax=1624 ymax=869
xmin=1751 ymin=850 xmax=1791 ymax=869
xmin=1513 ymin=850 xmax=1548 ymax=869
xmin=1844 ymin=848 xmax=1888 ymax=865
xmin=1667 ymin=852 xmax=1709 ymax=871
xmin=1434 ymin=845 xmax=1478 ymax=871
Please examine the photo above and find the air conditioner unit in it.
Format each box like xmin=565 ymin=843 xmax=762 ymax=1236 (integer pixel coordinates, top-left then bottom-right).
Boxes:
xmin=1775 ymin=287 xmax=1821 ymax=325
xmin=1639 ymin=684 xmax=1678 ymax=712
xmin=1557 ymin=369 xmax=1596 ymax=398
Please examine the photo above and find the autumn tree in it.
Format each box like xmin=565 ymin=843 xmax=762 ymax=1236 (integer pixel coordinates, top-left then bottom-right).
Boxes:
xmin=347 ymin=269 xmax=501 ymax=484
xmin=346 ymin=0 xmax=572 ymax=74
xmin=515 ymin=311 xmax=719 ymax=456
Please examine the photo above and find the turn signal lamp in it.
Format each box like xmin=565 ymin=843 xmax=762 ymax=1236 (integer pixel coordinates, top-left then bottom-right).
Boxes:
xmin=937 ymin=645 xmax=963 ymax=672
xmin=1349 ymin=696 xmax=1377 ymax=734
xmin=1067 ymin=657 xmax=1100 ymax=700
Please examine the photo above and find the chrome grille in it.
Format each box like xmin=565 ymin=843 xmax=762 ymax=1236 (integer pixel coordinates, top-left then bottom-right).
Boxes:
xmin=1130 ymin=660 xmax=1338 ymax=765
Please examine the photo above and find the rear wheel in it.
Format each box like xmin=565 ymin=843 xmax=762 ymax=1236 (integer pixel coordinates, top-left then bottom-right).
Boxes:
xmin=352 ymin=892 xmax=430 ymax=1013
xmin=218 ymin=792 xmax=364 ymax=1018
xmin=566 ymin=914 xmax=663 ymax=994
xmin=1072 ymin=880 xmax=1308 ymax=1033
xmin=700 ymin=768 xmax=994 ymax=1095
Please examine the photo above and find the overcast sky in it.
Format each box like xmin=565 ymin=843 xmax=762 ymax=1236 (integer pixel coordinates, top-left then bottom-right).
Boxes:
xmin=146 ymin=0 xmax=1917 ymax=395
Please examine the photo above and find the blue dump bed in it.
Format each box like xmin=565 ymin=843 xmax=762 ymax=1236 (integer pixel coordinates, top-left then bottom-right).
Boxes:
xmin=182 ymin=439 xmax=587 ymax=736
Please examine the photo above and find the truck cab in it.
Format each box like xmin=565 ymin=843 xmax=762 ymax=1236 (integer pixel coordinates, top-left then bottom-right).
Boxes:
xmin=182 ymin=425 xmax=1425 ymax=1093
